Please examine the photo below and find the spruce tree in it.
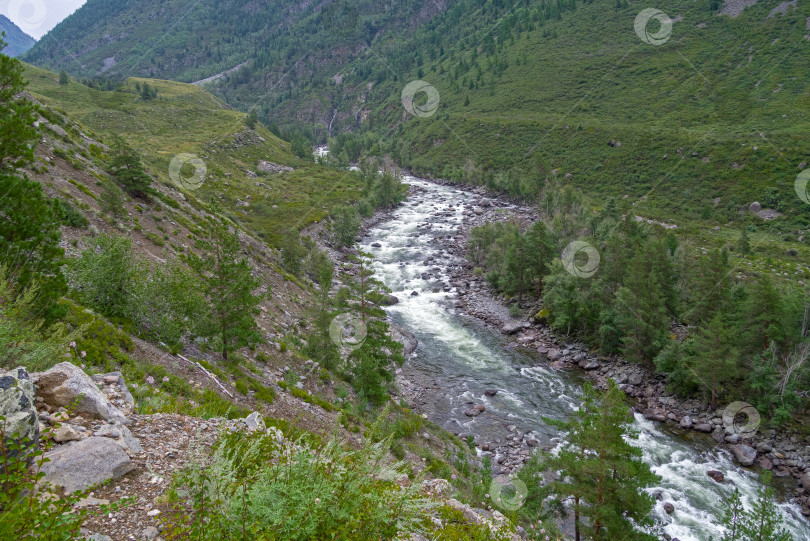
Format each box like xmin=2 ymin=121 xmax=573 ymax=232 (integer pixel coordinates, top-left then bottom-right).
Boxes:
xmin=191 ymin=221 xmax=263 ymax=360
xmin=58 ymin=70 xmax=69 ymax=85
xmin=615 ymin=246 xmax=669 ymax=363
xmin=689 ymin=311 xmax=739 ymax=409
xmin=525 ymin=220 xmax=553 ymax=297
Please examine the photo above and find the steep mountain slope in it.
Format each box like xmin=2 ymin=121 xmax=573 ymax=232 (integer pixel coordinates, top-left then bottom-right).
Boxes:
xmin=24 ymin=0 xmax=810 ymax=232
xmin=0 ymin=14 xmax=36 ymax=57
xmin=23 ymin=62 xmax=362 ymax=243
xmin=22 ymin=0 xmax=454 ymax=137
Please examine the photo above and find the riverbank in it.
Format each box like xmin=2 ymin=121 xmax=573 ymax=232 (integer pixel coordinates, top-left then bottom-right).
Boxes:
xmin=412 ymin=177 xmax=810 ymax=516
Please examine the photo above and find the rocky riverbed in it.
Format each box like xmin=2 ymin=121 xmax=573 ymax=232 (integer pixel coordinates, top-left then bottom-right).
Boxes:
xmin=401 ymin=177 xmax=810 ymax=517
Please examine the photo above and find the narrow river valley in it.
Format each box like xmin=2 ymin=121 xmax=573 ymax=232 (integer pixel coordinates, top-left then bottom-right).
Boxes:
xmin=360 ymin=176 xmax=809 ymax=541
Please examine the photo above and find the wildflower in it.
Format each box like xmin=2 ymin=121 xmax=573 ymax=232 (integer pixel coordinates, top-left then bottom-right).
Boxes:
xmin=65 ymin=352 xmax=71 ymax=357
xmin=315 ymin=497 xmax=320 ymax=504
xmin=163 ymin=376 xmax=170 ymax=383
xmin=70 ymin=341 xmax=76 ymax=348
xmin=81 ymin=351 xmax=87 ymax=358
xmin=146 ymin=375 xmax=155 ymax=385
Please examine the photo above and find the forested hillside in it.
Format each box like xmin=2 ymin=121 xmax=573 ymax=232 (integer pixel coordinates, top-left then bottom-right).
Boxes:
xmin=0 ymin=15 xmax=35 ymax=57
xmin=25 ymin=0 xmax=810 ymax=229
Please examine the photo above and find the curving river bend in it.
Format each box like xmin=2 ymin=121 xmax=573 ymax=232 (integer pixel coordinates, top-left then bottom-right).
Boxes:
xmin=360 ymin=176 xmax=810 ymax=541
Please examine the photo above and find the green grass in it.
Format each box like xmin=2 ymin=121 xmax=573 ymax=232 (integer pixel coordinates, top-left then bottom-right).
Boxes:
xmin=23 ymin=63 xmax=363 ymax=244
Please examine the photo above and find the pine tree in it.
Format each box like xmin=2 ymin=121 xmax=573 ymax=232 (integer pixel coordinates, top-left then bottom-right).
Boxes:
xmin=543 ymin=381 xmax=658 ymax=541
xmin=191 ymin=221 xmax=264 ymax=360
xmin=683 ymin=248 xmax=731 ymax=326
xmin=719 ymin=489 xmax=745 ymax=541
xmin=525 ymin=220 xmax=553 ymax=297
xmin=338 ymin=253 xmax=403 ymax=404
xmin=0 ymin=174 xmax=67 ymax=323
xmin=58 ymin=70 xmax=69 ymax=85
xmin=332 ymin=205 xmax=360 ymax=247
xmin=98 ymin=180 xmax=127 ymax=221
xmin=502 ymin=226 xmax=528 ymax=300
xmin=108 ymin=148 xmax=152 ymax=197
xmin=0 ymin=38 xmax=37 ymax=172
xmin=245 ymin=109 xmax=258 ymax=129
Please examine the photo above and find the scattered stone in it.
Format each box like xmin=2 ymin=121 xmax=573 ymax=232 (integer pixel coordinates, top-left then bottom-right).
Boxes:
xmin=53 ymin=424 xmax=82 ymax=443
xmin=500 ymin=322 xmax=522 ymax=335
xmin=679 ymin=416 xmax=693 ymax=429
xmin=748 ymin=201 xmax=762 ymax=212
xmin=41 ymin=436 xmax=135 ymax=494
xmin=242 ymin=411 xmax=263 ymax=432
xmin=141 ymin=526 xmax=160 ymax=540
xmin=694 ymin=423 xmax=713 ymax=433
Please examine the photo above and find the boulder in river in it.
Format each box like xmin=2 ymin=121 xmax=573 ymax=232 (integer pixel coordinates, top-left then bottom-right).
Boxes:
xmin=731 ymin=444 xmax=757 ymax=467
xmin=679 ymin=416 xmax=693 ymax=429
xmin=663 ymin=502 xmax=675 ymax=514
xmin=484 ymin=389 xmax=498 ymax=397
xmin=694 ymin=423 xmax=713 ymax=433
xmin=707 ymin=470 xmax=725 ymax=483
xmin=465 ymin=405 xmax=485 ymax=417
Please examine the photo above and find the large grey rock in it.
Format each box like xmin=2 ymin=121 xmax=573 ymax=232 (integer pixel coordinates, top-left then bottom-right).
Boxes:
xmin=731 ymin=444 xmax=757 ymax=467
xmin=41 ymin=436 xmax=134 ymax=493
xmin=0 ymin=367 xmax=39 ymax=460
xmin=35 ymin=362 xmax=127 ymax=425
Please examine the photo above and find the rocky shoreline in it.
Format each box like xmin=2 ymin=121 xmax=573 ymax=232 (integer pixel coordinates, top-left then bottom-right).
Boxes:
xmin=394 ymin=176 xmax=810 ymax=516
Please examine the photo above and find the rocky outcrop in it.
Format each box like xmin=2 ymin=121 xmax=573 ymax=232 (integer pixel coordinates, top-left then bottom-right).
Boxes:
xmin=34 ymin=362 xmax=128 ymax=425
xmin=40 ymin=436 xmax=135 ymax=493
xmin=0 ymin=367 xmax=39 ymax=460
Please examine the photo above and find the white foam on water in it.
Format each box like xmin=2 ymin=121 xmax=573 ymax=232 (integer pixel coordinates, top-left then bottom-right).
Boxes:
xmin=358 ymin=172 xmax=810 ymax=540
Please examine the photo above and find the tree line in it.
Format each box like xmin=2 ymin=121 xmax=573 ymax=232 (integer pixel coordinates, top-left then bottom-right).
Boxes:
xmin=468 ymin=179 xmax=809 ymax=425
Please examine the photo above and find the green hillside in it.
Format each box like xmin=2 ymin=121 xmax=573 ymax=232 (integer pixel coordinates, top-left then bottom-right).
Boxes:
xmin=0 ymin=15 xmax=36 ymax=57
xmin=23 ymin=63 xmax=362 ymax=243
xmin=23 ymin=0 xmax=810 ymax=232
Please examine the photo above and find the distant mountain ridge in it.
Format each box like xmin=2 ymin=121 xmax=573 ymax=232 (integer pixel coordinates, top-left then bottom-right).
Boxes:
xmin=1 ymin=15 xmax=36 ymax=57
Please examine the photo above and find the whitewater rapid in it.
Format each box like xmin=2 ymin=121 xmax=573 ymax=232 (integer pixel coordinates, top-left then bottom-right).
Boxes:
xmin=360 ymin=176 xmax=809 ymax=540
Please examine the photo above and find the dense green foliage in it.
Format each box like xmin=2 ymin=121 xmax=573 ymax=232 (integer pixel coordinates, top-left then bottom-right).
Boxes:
xmin=0 ymin=39 xmax=67 ymax=323
xmin=164 ymin=426 xmax=435 ymax=540
xmin=469 ymin=178 xmax=809 ymax=425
